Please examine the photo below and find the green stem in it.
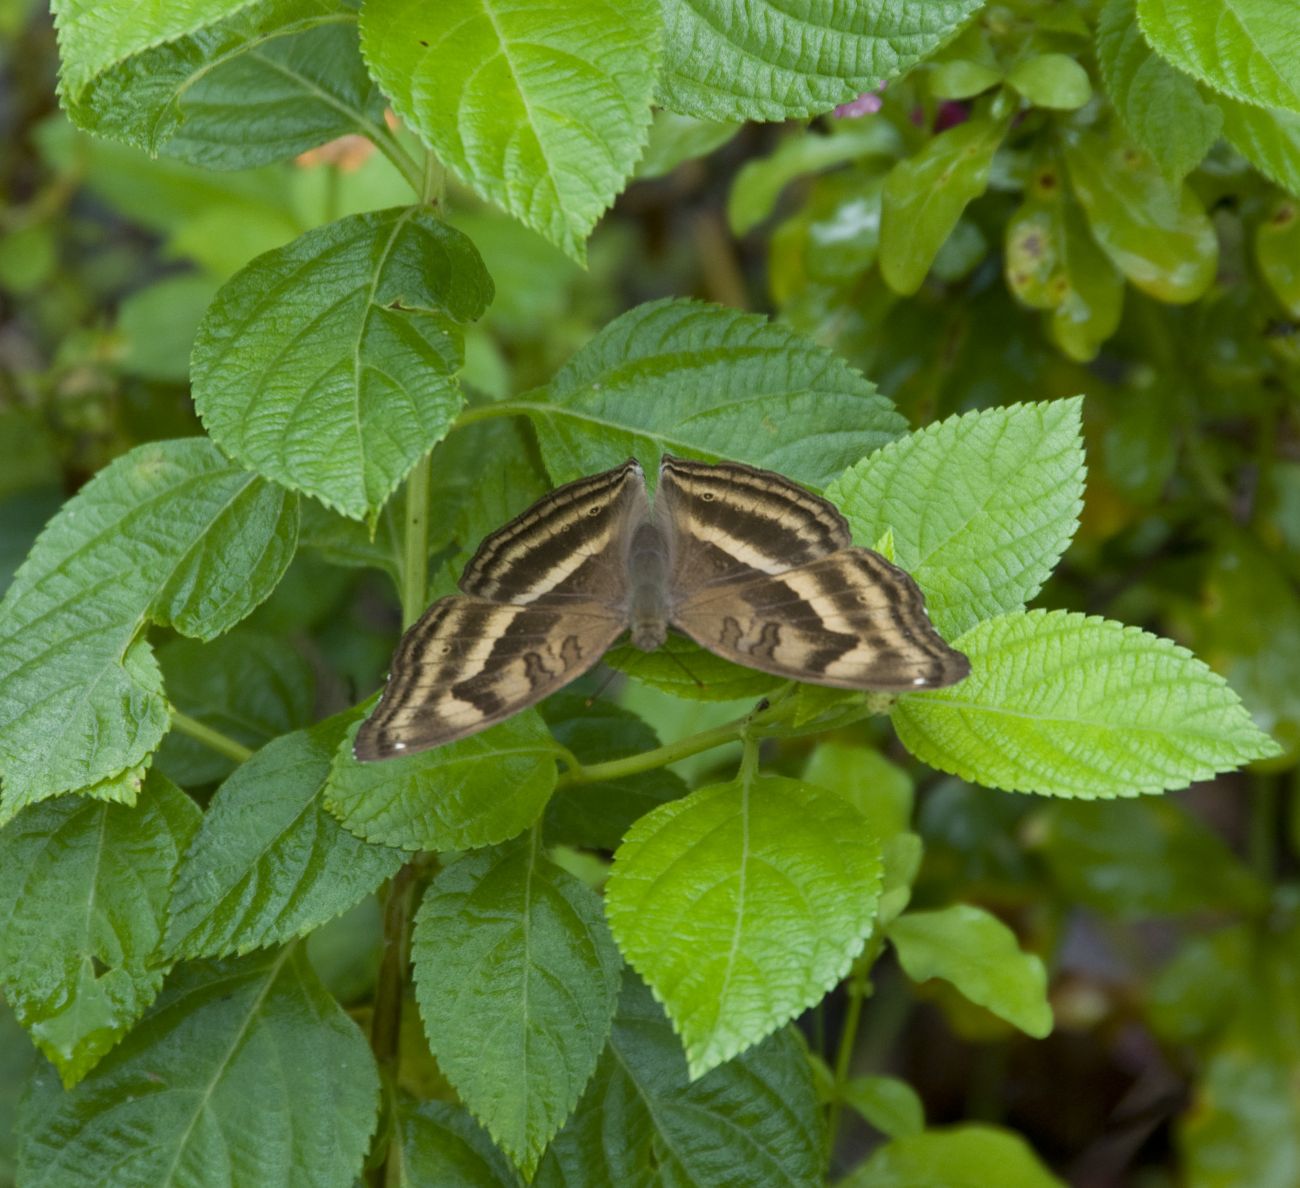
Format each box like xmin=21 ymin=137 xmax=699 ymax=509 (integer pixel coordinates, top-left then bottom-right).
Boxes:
xmin=371 ymin=126 xmax=426 ymax=197
xmin=451 ymin=400 xmax=543 ymax=430
xmin=825 ymin=935 xmax=883 ymax=1163
xmin=169 ymin=709 xmax=254 ymax=764
xmin=400 ymin=453 xmax=433 ymax=629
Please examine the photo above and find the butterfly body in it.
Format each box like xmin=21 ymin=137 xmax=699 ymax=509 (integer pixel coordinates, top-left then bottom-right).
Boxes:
xmin=355 ymin=455 xmax=969 ymax=760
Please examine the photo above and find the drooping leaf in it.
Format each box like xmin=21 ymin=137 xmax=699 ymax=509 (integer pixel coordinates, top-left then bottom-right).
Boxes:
xmin=325 ymin=712 xmax=557 ymax=851
xmin=879 ymin=117 xmax=1005 ymax=296
xmin=0 ymin=439 xmax=298 ymax=813
xmin=192 ymin=206 xmax=493 ymax=522
xmin=1095 ymin=0 xmax=1222 ymax=179
xmin=826 ymin=400 xmax=1086 ymax=639
xmin=841 ymin=1075 xmax=926 ymax=1139
xmin=526 ymin=298 xmax=907 ymax=487
xmin=17 ymin=948 xmax=379 ymax=1188
xmin=359 ymin=0 xmax=659 ymax=261
xmin=1005 ymin=54 xmax=1091 ymax=110
xmin=657 ymin=0 xmax=985 ymax=121
xmin=893 ymin=610 xmax=1282 ymax=798
xmin=535 ymin=974 xmax=822 ymax=1185
xmin=887 ymin=904 xmax=1053 ymax=1036
xmin=1136 ymin=0 xmax=1300 ymax=114
xmin=164 ymin=717 xmax=404 ymax=961
xmin=842 ymin=1124 xmax=1064 ymax=1188
xmin=606 ymin=772 xmax=882 ymax=1077
xmin=412 ymin=836 xmax=622 ymax=1175
xmin=399 ymin=1098 xmax=519 ymax=1188
xmin=1220 ymin=98 xmax=1300 ymax=199
xmin=0 ymin=773 xmax=199 ymax=1086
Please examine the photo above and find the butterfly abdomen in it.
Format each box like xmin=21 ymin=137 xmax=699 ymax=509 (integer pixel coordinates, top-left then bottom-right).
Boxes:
xmin=627 ymin=520 xmax=670 ymax=651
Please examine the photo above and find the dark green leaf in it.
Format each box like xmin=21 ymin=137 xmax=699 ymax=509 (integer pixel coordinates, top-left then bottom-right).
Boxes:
xmin=399 ymin=1098 xmax=519 ymax=1188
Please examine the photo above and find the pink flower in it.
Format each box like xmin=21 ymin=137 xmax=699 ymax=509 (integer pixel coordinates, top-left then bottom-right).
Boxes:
xmin=834 ymin=83 xmax=886 ymax=118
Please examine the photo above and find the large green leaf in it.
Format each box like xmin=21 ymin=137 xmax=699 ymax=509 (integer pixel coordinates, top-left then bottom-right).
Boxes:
xmin=1137 ymin=0 xmax=1300 ymax=114
xmin=657 ymin=0 xmax=985 ymax=120
xmin=412 ymin=836 xmax=622 ymax=1176
xmin=843 ymin=1124 xmax=1064 ymax=1188
xmin=826 ymin=400 xmax=1085 ymax=639
xmin=399 ymin=1098 xmax=519 ymax=1188
xmin=1220 ymin=98 xmax=1300 ymax=198
xmin=526 ymin=298 xmax=906 ymax=487
xmin=63 ymin=0 xmax=387 ymax=170
xmin=1095 ymin=0 xmax=1222 ymax=179
xmin=0 ymin=773 xmax=199 ymax=1086
xmin=325 ymin=712 xmax=557 ymax=850
xmin=17 ymin=948 xmax=379 ymax=1188
xmin=359 ymin=0 xmax=659 ymax=262
xmin=192 ymin=206 xmax=493 ymax=522
xmin=535 ymin=975 xmax=822 ymax=1185
xmin=164 ymin=717 xmax=404 ymax=960
xmin=887 ymin=904 xmax=1052 ymax=1036
xmin=0 ymin=439 xmax=298 ymax=814
xmin=606 ymin=772 xmax=882 ymax=1077
xmin=893 ymin=610 xmax=1282 ymax=798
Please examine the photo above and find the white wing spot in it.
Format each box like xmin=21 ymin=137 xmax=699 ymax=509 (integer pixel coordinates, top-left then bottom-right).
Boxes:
xmin=393 ymin=742 xmax=407 ymax=750
xmin=912 ymin=676 xmax=926 ymax=686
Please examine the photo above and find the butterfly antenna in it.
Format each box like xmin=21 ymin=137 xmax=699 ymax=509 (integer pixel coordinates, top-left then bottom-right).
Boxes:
xmin=662 ymin=645 xmax=707 ymax=692
xmin=583 ymin=664 xmax=623 ymax=708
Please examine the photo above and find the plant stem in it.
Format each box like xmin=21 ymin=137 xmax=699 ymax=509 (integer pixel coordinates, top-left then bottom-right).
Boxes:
xmin=825 ymin=937 xmax=880 ymax=1163
xmin=370 ymin=126 xmax=426 ymax=196
xmin=168 ymin=709 xmax=254 ymax=764
xmin=400 ymin=453 xmax=433 ymax=629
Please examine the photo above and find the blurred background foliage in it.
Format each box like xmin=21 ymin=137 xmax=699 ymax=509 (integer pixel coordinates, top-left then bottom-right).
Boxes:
xmin=2 ymin=0 xmax=1298 ymax=1184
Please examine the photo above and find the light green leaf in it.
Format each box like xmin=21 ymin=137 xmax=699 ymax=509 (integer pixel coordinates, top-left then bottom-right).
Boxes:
xmin=893 ymin=610 xmax=1283 ymax=798
xmin=360 ymin=0 xmax=659 ymax=261
xmin=64 ymin=1 xmax=387 ymax=170
xmin=636 ymin=110 xmax=741 ymax=180
xmin=1220 ymin=97 xmax=1300 ymax=198
xmin=842 ymin=1075 xmax=925 ymax=1139
xmin=156 ymin=630 xmax=315 ymax=786
xmin=1095 ymin=0 xmax=1222 ymax=179
xmin=657 ymin=0 xmax=985 ymax=121
xmin=1006 ymin=54 xmax=1091 ymax=110
xmin=826 ymin=400 xmax=1086 ymax=639
xmin=535 ymin=974 xmax=822 ymax=1185
xmin=728 ymin=123 xmax=899 ymax=236
xmin=804 ymin=741 xmax=913 ymax=842
xmin=1063 ymin=127 xmax=1217 ymax=303
xmin=192 ymin=206 xmax=493 ymax=522
xmin=843 ymin=1124 xmax=1064 ymax=1188
xmin=17 ymin=948 xmax=379 ymax=1188
xmin=887 ymin=904 xmax=1052 ymax=1036
xmin=879 ymin=117 xmax=1005 ymax=295
xmin=0 ymin=439 xmax=298 ymax=812
xmin=117 ymin=274 xmax=217 ymax=383
xmin=929 ymin=59 xmax=1002 ymax=100
xmin=606 ymin=773 xmax=882 ymax=1077
xmin=412 ymin=836 xmax=621 ymax=1176
xmin=527 ymin=298 xmax=907 ymax=487
xmin=1137 ymin=0 xmax=1300 ymax=114
xmin=164 ymin=717 xmax=404 ymax=960
xmin=0 ymin=773 xmax=199 ymax=1086
xmin=399 ymin=1098 xmax=518 ymax=1188
xmin=325 ymin=712 xmax=557 ymax=850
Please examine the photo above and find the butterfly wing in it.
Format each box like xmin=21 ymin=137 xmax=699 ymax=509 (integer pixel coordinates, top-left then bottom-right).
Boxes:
xmin=354 ymin=596 xmax=625 ymax=759
xmin=671 ymin=548 xmax=970 ymax=691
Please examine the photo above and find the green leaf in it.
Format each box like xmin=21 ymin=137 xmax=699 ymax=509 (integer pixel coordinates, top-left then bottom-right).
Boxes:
xmin=1005 ymin=54 xmax=1092 ymax=110
xmin=635 ymin=110 xmax=741 ymax=180
xmin=17 ymin=948 xmax=379 ymax=1188
xmin=164 ymin=717 xmax=404 ymax=960
xmin=843 ymin=1124 xmax=1064 ymax=1188
xmin=192 ymin=206 xmax=493 ymax=522
xmin=116 ymin=273 xmax=217 ymax=383
xmin=1063 ymin=127 xmax=1217 ymax=303
xmin=1095 ymin=0 xmax=1222 ymax=179
xmin=879 ymin=117 xmax=1005 ymax=295
xmin=928 ymin=60 xmax=1002 ymax=100
xmin=412 ymin=837 xmax=621 ymax=1176
xmin=0 ymin=439 xmax=298 ymax=812
xmin=325 ymin=712 xmax=557 ymax=850
xmin=728 ymin=123 xmax=899 ymax=236
xmin=1032 ymin=799 xmax=1268 ymax=919
xmin=399 ymin=1098 xmax=519 ymax=1188
xmin=64 ymin=0 xmax=387 ymax=170
xmin=887 ymin=904 xmax=1052 ymax=1037
xmin=1136 ymin=0 xmax=1300 ymax=114
xmin=657 ymin=0 xmax=985 ymax=121
xmin=359 ymin=0 xmax=659 ymax=262
xmin=535 ymin=974 xmax=822 ymax=1185
xmin=826 ymin=400 xmax=1086 ymax=639
xmin=893 ymin=610 xmax=1283 ymax=798
xmin=606 ymin=632 xmax=782 ymax=702
xmin=540 ymin=692 xmax=686 ymax=851
xmin=527 ymin=298 xmax=907 ymax=487
xmin=842 ymin=1075 xmax=925 ymax=1139
xmin=606 ymin=772 xmax=882 ymax=1077
xmin=804 ymin=741 xmax=913 ymax=842
xmin=0 ymin=773 xmax=199 ymax=1086
xmin=156 ymin=630 xmax=315 ymax=786
xmin=1221 ymin=98 xmax=1300 ymax=198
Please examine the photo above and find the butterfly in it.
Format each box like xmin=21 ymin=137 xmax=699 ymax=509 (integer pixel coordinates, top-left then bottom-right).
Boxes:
xmin=354 ymin=455 xmax=969 ymax=760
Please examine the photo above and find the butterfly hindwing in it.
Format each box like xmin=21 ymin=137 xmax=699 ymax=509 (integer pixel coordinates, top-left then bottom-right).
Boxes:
xmin=353 ymin=596 xmax=625 ymax=758
xmin=671 ymin=548 xmax=971 ymax=691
